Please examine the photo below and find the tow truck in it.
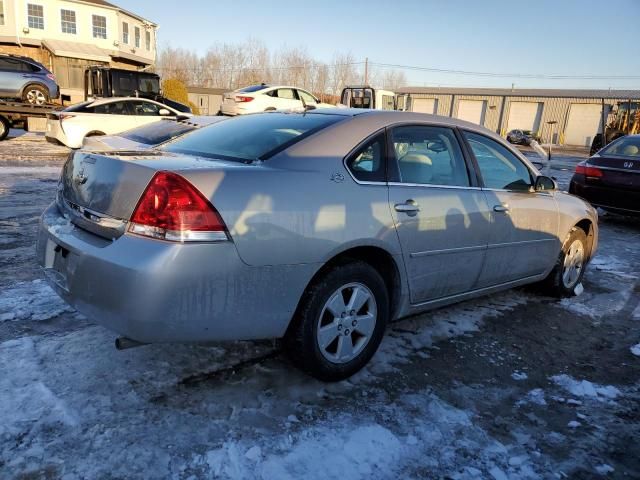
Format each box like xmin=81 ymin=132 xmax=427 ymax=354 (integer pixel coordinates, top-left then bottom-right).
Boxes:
xmin=1 ymin=67 xmax=190 ymax=141
xmin=339 ymin=85 xmax=409 ymax=111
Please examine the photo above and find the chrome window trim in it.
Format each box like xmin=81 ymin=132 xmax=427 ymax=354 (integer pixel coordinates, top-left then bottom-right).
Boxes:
xmin=388 ymin=181 xmax=482 ymax=191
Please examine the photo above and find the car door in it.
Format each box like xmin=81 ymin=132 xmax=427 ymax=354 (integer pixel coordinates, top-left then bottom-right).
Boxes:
xmin=91 ymin=100 xmax=138 ymax=134
xmin=387 ymin=124 xmax=491 ymax=304
xmin=462 ymin=130 xmax=559 ymax=287
xmin=0 ymin=58 xmax=24 ymax=98
xmin=273 ymin=88 xmax=299 ymax=110
xmin=129 ymin=100 xmax=174 ymax=128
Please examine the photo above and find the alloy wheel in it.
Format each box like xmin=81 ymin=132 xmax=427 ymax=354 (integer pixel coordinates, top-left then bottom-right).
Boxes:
xmin=562 ymin=239 xmax=584 ymax=288
xmin=316 ymin=282 xmax=377 ymax=364
xmin=26 ymin=89 xmax=47 ymax=105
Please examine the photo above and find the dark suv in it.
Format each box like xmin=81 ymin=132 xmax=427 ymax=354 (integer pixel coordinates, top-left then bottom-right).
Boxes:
xmin=0 ymin=54 xmax=60 ymax=105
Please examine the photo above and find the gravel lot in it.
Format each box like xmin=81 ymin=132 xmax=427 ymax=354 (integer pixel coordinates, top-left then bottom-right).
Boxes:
xmin=0 ymin=135 xmax=639 ymax=479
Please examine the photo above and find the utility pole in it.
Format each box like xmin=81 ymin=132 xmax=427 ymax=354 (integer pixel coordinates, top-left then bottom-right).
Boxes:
xmin=364 ymin=57 xmax=368 ymax=85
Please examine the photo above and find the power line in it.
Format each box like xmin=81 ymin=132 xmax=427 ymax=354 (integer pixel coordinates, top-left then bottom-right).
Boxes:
xmin=370 ymin=62 xmax=640 ymax=80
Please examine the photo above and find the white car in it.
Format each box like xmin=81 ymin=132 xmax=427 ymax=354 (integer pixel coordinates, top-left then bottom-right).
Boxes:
xmin=45 ymin=97 xmax=190 ymax=148
xmin=220 ymin=84 xmax=335 ymax=116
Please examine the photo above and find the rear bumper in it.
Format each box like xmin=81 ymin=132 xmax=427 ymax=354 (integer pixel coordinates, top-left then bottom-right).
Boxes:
xmin=37 ymin=202 xmax=317 ymax=343
xmin=569 ymin=176 xmax=640 ymax=215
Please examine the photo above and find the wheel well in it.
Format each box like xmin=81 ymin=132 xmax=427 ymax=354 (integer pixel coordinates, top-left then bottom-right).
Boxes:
xmin=20 ymin=82 xmax=47 ymax=97
xmin=85 ymin=131 xmax=106 ymax=137
xmin=575 ymin=219 xmax=595 ymax=259
xmin=304 ymin=246 xmax=402 ymax=320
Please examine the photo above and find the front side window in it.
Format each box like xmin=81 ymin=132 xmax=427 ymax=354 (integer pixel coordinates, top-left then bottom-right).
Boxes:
xmin=122 ymin=22 xmax=129 ymax=43
xmin=27 ymin=4 xmax=44 ymax=29
xmin=162 ymin=112 xmax=344 ymax=162
xmin=297 ymin=90 xmax=317 ymax=104
xmin=464 ymin=131 xmax=532 ymax=191
xmin=600 ymin=136 xmax=640 ymax=158
xmin=131 ymin=101 xmax=162 ymax=116
xmin=92 ymin=15 xmax=107 ymax=39
xmin=145 ymin=30 xmax=151 ymax=50
xmin=61 ymin=9 xmax=76 ymax=34
xmin=391 ymin=126 xmax=470 ymax=187
xmin=134 ymin=26 xmax=140 ymax=48
xmin=345 ymin=133 xmax=386 ymax=182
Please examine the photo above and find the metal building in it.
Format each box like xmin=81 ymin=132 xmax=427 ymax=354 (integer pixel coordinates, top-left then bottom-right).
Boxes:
xmin=187 ymin=87 xmax=227 ymax=115
xmin=396 ymin=87 xmax=640 ymax=147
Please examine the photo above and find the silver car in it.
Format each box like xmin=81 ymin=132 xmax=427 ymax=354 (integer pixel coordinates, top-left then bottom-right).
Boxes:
xmin=37 ymin=110 xmax=598 ymax=381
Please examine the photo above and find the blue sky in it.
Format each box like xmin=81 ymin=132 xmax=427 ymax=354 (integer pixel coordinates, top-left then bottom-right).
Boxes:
xmin=125 ymin=0 xmax=640 ymax=89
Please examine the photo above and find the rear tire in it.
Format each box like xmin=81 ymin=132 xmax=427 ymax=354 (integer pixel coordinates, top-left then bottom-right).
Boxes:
xmin=539 ymin=227 xmax=588 ymax=297
xmin=285 ymin=261 xmax=389 ymax=381
xmin=22 ymin=85 xmax=49 ymax=105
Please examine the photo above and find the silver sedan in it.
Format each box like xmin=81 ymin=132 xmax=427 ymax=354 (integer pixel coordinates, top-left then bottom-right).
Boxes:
xmin=37 ymin=110 xmax=598 ymax=381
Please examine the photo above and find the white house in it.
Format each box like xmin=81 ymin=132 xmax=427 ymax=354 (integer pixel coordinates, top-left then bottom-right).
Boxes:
xmin=0 ymin=0 xmax=157 ymax=101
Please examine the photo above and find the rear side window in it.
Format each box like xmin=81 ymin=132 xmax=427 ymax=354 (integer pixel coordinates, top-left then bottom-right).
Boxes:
xmin=92 ymin=101 xmax=132 ymax=115
xmin=464 ymin=131 xmax=532 ymax=191
xmin=162 ymin=113 xmax=344 ymax=162
xmin=391 ymin=126 xmax=470 ymax=187
xmin=345 ymin=133 xmax=386 ymax=182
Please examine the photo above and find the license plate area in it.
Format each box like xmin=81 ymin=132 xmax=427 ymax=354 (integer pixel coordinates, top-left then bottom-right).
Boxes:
xmin=43 ymin=239 xmax=70 ymax=292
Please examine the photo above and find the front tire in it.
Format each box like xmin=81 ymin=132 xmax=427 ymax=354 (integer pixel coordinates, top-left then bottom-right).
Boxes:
xmin=0 ymin=116 xmax=9 ymax=141
xmin=285 ymin=261 xmax=389 ymax=381
xmin=540 ymin=227 xmax=588 ymax=297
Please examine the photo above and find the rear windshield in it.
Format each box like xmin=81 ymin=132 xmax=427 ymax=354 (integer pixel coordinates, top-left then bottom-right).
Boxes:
xmin=121 ymin=120 xmax=196 ymax=145
xmin=238 ymin=85 xmax=268 ymax=93
xmin=601 ymin=136 xmax=640 ymax=158
xmin=161 ymin=113 xmax=344 ymax=162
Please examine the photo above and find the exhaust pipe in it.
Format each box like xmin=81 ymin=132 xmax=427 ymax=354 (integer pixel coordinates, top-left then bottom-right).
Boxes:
xmin=115 ymin=336 xmax=147 ymax=350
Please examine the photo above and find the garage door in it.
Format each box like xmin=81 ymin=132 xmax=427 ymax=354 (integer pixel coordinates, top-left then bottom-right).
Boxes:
xmin=457 ymin=100 xmax=486 ymax=125
xmin=507 ymin=102 xmax=543 ymax=132
xmin=412 ymin=98 xmax=437 ymax=114
xmin=564 ymin=104 xmax=605 ymax=146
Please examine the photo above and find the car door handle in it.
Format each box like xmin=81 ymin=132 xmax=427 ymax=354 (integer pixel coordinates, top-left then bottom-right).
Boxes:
xmin=394 ymin=200 xmax=420 ymax=216
xmin=493 ymin=204 xmax=510 ymax=213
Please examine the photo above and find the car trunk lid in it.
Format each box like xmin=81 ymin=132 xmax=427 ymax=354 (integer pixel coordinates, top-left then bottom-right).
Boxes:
xmin=58 ymin=150 xmax=240 ymax=240
xmin=587 ymin=155 xmax=640 ymax=189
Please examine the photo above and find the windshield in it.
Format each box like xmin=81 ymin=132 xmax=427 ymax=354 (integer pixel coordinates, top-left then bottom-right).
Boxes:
xmin=121 ymin=120 xmax=196 ymax=145
xmin=161 ymin=113 xmax=344 ymax=161
xmin=600 ymin=136 xmax=640 ymax=158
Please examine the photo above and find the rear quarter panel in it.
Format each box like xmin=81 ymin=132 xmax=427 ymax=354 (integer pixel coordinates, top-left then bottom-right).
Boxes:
xmin=178 ymin=117 xmax=402 ymax=267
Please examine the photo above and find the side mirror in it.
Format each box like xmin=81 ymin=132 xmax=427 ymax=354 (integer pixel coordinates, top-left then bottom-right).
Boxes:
xmin=535 ymin=175 xmax=557 ymax=192
xmin=158 ymin=108 xmax=171 ymax=116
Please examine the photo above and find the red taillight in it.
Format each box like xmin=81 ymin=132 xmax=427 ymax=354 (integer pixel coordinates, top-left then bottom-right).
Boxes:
xmin=59 ymin=113 xmax=75 ymax=121
xmin=235 ymin=95 xmax=254 ymax=103
xmin=129 ymin=171 xmax=228 ymax=242
xmin=46 ymin=73 xmax=56 ymax=81
xmin=575 ymin=162 xmax=603 ymax=178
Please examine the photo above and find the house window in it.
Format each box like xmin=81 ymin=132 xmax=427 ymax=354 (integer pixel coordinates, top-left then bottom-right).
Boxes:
xmin=92 ymin=14 xmax=106 ymax=39
xmin=61 ymin=9 xmax=76 ymax=34
xmin=122 ymin=22 xmax=129 ymax=43
xmin=134 ymin=26 xmax=140 ymax=48
xmin=145 ymin=30 xmax=151 ymax=50
xmin=27 ymin=4 xmax=44 ymax=29
xmin=0 ymin=1 xmax=5 ymax=26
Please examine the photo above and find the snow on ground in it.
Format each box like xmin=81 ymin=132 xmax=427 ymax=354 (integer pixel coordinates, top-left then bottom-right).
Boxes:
xmin=0 ymin=148 xmax=639 ymax=478
xmin=551 ymin=374 xmax=621 ymax=402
